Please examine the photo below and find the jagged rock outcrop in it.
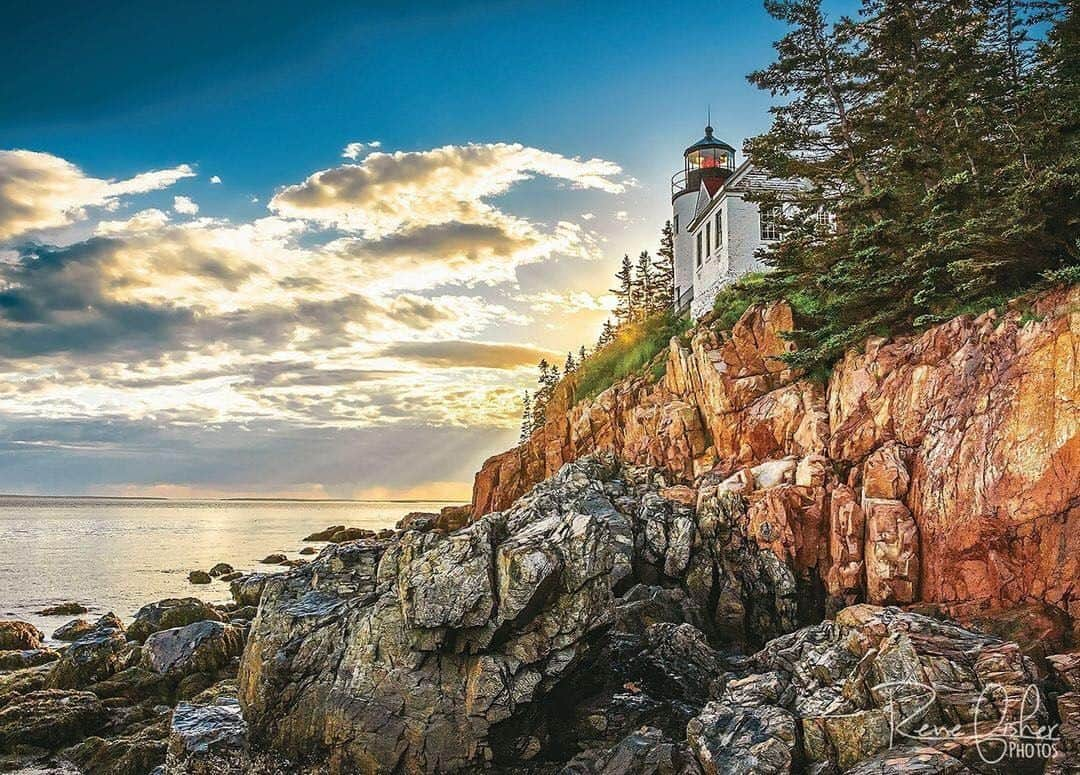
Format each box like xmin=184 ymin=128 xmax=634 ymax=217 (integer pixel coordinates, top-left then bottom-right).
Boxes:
xmin=472 ymin=287 xmax=1080 ymax=636
xmin=238 ymin=456 xmax=799 ymax=773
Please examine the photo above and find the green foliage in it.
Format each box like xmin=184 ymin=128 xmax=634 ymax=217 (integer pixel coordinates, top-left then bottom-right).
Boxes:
xmin=710 ymin=272 xmax=770 ymax=330
xmin=743 ymin=0 xmax=1080 ymax=373
xmin=574 ymin=313 xmax=690 ymax=402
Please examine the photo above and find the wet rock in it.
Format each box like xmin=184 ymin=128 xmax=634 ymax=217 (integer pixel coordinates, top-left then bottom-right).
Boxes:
xmin=219 ymin=571 xmax=243 ymax=582
xmin=397 ymin=511 xmax=437 ymax=532
xmin=142 ymin=621 xmax=245 ymax=676
xmin=126 ymin=598 xmax=225 ymax=644
xmin=0 ymin=689 xmax=107 ymax=752
xmin=297 ymin=546 xmax=316 ymax=555
xmin=301 ymin=525 xmax=343 ymax=541
xmin=227 ymin=606 xmax=258 ymax=623
xmin=47 ymin=626 xmax=132 ymax=689
xmin=842 ymin=745 xmax=972 ymax=774
xmin=586 ymin=726 xmax=703 ymax=775
xmin=228 ymin=574 xmax=268 ymax=607
xmin=53 ymin=612 xmax=123 ymax=644
xmin=208 ymin=563 xmax=234 ymax=578
xmin=0 ymin=647 xmax=59 ymax=671
xmin=0 ymin=620 xmax=43 ymax=650
xmin=187 ymin=571 xmax=212 ymax=585
xmin=686 ymin=699 xmax=798 ymax=775
xmin=277 ymin=558 xmax=307 ymax=568
xmin=63 ymin=722 xmax=169 ymax=775
xmin=165 ymin=697 xmax=248 ymax=774
xmin=36 ymin=602 xmax=89 ymax=616
xmin=0 ymin=663 xmax=51 ymax=704
xmin=258 ymin=553 xmax=287 ymax=564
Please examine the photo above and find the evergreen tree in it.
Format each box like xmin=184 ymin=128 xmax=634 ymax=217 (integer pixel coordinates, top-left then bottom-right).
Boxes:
xmin=635 ymin=250 xmax=654 ymax=318
xmin=610 ymin=254 xmax=635 ymax=324
xmin=579 ymin=345 xmax=587 ymax=365
xmin=531 ymin=359 xmax=558 ymax=433
xmin=744 ymin=0 xmax=1078 ymax=372
xmin=563 ymin=351 xmax=576 ymax=375
xmin=597 ymin=319 xmax=616 ymax=348
xmin=653 ymin=220 xmax=675 ymax=310
xmin=518 ymin=391 xmax=532 ymax=444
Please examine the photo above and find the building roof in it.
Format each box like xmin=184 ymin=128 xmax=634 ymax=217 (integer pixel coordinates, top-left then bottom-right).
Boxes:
xmin=686 ymin=159 xmax=805 ymax=231
xmin=684 ymin=125 xmax=737 ymax=156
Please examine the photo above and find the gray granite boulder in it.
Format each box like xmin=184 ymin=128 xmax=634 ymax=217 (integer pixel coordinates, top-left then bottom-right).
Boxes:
xmin=126 ymin=598 xmax=225 ymax=644
xmin=142 ymin=621 xmax=245 ymax=676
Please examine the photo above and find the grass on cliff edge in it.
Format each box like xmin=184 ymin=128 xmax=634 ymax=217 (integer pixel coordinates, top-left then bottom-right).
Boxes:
xmin=574 ymin=312 xmax=691 ymax=403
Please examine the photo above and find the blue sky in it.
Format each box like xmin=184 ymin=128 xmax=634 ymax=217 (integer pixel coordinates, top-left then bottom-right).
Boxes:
xmin=0 ymin=1 xmax=853 ymax=498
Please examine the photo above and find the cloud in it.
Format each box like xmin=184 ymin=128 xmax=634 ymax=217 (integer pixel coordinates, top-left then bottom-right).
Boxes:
xmin=0 ymin=150 xmax=194 ymax=241
xmin=614 ymin=210 xmax=629 ymax=222
xmin=342 ymin=140 xmax=381 ymax=160
xmin=271 ymin=142 xmax=625 ymax=237
xmin=173 ymin=195 xmax=199 ymax=215
xmin=209 ymin=175 xmax=222 ymax=184
xmin=379 ymin=340 xmax=557 ymax=369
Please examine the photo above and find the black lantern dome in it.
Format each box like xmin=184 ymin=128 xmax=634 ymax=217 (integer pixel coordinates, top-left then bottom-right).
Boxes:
xmin=672 ymin=124 xmax=736 ymax=200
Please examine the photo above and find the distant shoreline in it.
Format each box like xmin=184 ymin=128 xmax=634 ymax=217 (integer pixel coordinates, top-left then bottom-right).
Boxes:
xmin=0 ymin=493 xmax=466 ymax=504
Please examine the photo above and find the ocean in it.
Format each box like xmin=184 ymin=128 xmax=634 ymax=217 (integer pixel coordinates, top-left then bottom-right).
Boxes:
xmin=0 ymin=496 xmax=455 ymax=640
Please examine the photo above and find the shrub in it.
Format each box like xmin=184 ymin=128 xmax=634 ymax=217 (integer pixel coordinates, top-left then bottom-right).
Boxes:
xmin=573 ymin=312 xmax=690 ymax=402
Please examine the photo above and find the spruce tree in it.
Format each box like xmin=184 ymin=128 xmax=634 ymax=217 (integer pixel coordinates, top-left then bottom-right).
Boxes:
xmin=635 ymin=250 xmax=654 ymax=318
xmin=518 ymin=391 xmax=532 ymax=444
xmin=653 ymin=220 xmax=675 ymax=311
xmin=578 ymin=345 xmax=587 ymax=364
xmin=610 ymin=254 xmax=635 ymax=324
xmin=744 ymin=0 xmax=1078 ymax=372
xmin=563 ymin=351 xmax=576 ymax=375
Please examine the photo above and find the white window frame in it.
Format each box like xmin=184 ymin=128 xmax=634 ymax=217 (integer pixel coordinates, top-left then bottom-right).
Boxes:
xmin=760 ymin=205 xmax=782 ymax=241
xmin=715 ymin=211 xmax=723 ymax=248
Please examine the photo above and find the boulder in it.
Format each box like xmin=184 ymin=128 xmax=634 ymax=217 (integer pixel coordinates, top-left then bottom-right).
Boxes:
xmin=842 ymin=746 xmax=972 ymax=774
xmin=0 ymin=620 xmax=43 ymax=650
xmin=47 ymin=626 xmax=132 ymax=689
xmin=301 ymin=525 xmax=343 ymax=541
xmin=0 ymin=689 xmax=107 ymax=752
xmin=63 ymin=723 xmax=169 ymax=775
xmin=188 ymin=570 xmax=212 ymax=585
xmin=208 ymin=563 xmax=234 ymax=577
xmin=54 ymin=612 xmax=123 ymax=643
xmin=258 ymin=553 xmax=286 ymax=564
xmin=36 ymin=602 xmax=89 ymax=616
xmin=686 ymin=700 xmax=798 ymax=775
xmin=165 ymin=697 xmax=249 ymax=774
xmin=219 ymin=571 xmax=244 ymax=582
xmin=126 ymin=598 xmax=225 ymax=644
xmin=229 ymin=574 xmax=269 ymax=607
xmin=142 ymin=621 xmax=245 ymax=676
xmin=0 ymin=647 xmax=58 ymax=671
xmin=297 ymin=547 xmax=316 ymax=556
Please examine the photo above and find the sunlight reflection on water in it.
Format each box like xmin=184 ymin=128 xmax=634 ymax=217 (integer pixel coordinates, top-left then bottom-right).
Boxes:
xmin=0 ymin=497 xmax=454 ymax=639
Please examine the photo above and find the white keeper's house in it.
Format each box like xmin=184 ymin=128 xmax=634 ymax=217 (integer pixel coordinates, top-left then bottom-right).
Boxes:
xmin=671 ymin=124 xmax=802 ymax=318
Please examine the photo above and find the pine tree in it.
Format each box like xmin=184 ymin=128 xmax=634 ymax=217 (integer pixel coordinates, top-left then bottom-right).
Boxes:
xmin=597 ymin=319 xmax=615 ymax=348
xmin=578 ymin=345 xmax=587 ymax=364
xmin=563 ymin=351 xmax=576 ymax=375
xmin=653 ymin=220 xmax=675 ymax=311
xmin=531 ymin=359 xmax=557 ymax=433
xmin=518 ymin=391 xmax=532 ymax=444
xmin=743 ymin=0 xmax=1078 ymax=372
xmin=635 ymin=250 xmax=654 ymax=318
xmin=610 ymin=254 xmax=635 ymax=324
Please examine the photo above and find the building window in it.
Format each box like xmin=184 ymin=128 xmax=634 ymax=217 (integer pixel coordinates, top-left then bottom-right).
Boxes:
xmin=715 ymin=211 xmax=723 ymax=248
xmin=816 ymin=207 xmax=833 ymax=231
xmin=760 ymin=205 xmax=782 ymax=241
xmin=705 ymin=222 xmax=711 ymax=257
xmin=696 ymin=231 xmax=702 ymax=267
xmin=673 ymin=214 xmax=679 ymax=233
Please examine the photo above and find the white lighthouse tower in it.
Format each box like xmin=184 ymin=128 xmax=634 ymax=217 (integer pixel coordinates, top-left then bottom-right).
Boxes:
xmin=670 ymin=124 xmax=736 ymax=315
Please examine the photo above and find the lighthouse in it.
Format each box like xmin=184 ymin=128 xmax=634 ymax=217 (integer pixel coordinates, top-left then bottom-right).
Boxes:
xmin=671 ymin=124 xmax=735 ymax=315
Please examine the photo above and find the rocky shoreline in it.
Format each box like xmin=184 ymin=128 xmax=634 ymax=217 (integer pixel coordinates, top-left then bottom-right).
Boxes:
xmin=1 ymin=455 xmax=1075 ymax=773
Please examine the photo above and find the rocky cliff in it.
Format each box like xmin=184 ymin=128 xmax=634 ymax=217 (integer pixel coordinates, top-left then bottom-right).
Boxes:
xmin=472 ymin=286 xmax=1080 ymax=634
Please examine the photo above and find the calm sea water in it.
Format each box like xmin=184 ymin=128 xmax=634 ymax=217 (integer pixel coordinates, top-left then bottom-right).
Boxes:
xmin=0 ymin=496 xmax=454 ymax=640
